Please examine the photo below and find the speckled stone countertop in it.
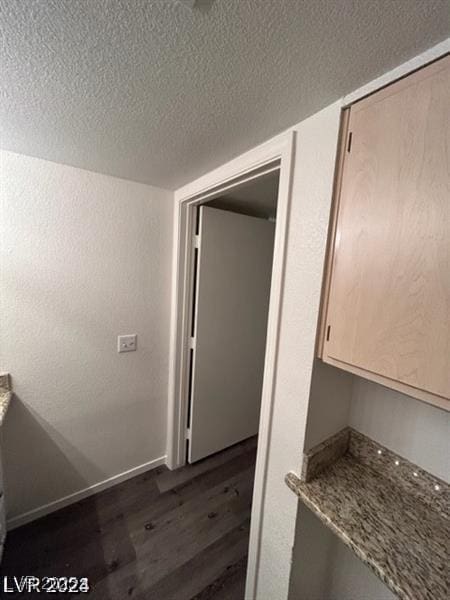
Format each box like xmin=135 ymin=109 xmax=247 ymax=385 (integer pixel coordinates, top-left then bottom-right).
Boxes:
xmin=0 ymin=374 xmax=12 ymax=426
xmin=286 ymin=427 xmax=449 ymax=600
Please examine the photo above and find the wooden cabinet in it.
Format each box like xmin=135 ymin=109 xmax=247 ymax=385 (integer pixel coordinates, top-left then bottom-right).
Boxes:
xmin=319 ymin=55 xmax=450 ymax=410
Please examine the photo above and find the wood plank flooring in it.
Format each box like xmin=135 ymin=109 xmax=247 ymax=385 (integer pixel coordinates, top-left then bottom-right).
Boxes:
xmin=0 ymin=438 xmax=257 ymax=599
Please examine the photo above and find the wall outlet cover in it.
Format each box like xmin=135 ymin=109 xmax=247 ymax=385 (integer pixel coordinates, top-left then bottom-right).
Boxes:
xmin=118 ymin=334 xmax=137 ymax=353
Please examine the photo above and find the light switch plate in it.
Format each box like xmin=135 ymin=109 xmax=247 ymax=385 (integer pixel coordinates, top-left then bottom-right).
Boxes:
xmin=118 ymin=334 xmax=137 ymax=353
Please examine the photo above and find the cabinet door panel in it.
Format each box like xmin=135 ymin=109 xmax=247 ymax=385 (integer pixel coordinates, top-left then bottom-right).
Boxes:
xmin=324 ymin=57 xmax=450 ymax=401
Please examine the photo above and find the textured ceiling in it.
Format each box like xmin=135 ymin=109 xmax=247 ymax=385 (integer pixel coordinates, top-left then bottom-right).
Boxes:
xmin=1 ymin=0 xmax=449 ymax=189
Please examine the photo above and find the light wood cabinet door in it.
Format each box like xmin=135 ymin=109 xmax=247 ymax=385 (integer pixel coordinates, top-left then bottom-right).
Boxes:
xmin=322 ymin=56 xmax=450 ymax=409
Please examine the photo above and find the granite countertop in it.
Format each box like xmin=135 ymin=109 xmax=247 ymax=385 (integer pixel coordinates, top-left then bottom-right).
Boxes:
xmin=0 ymin=374 xmax=12 ymax=426
xmin=286 ymin=428 xmax=448 ymax=600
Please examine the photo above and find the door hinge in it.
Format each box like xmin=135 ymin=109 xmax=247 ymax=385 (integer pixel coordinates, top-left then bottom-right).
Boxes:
xmin=326 ymin=325 xmax=331 ymax=342
xmin=186 ymin=428 xmax=191 ymax=440
xmin=189 ymin=336 xmax=196 ymax=349
xmin=347 ymin=132 xmax=353 ymax=153
xmin=194 ymin=234 xmax=200 ymax=248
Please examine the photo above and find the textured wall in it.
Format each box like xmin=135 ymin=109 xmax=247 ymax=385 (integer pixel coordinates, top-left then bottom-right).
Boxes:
xmin=1 ymin=0 xmax=449 ymax=188
xmin=255 ymin=102 xmax=342 ymax=600
xmin=0 ymin=151 xmax=173 ymax=521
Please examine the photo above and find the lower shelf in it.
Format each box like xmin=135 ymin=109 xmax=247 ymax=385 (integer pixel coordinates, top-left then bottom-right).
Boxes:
xmin=286 ymin=428 xmax=448 ymax=600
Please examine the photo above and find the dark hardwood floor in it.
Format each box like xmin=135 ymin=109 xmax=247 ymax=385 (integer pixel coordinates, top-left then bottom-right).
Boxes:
xmin=0 ymin=438 xmax=257 ymax=599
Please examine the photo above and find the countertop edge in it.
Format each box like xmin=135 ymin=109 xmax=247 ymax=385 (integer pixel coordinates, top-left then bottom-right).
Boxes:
xmin=286 ymin=428 xmax=449 ymax=600
xmin=285 ymin=471 xmax=404 ymax=599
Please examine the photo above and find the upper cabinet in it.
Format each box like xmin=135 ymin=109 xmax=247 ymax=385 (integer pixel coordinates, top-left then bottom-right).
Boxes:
xmin=319 ymin=55 xmax=450 ymax=411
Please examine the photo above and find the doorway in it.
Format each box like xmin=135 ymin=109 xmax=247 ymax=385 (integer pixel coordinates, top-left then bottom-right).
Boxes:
xmin=187 ymin=171 xmax=279 ymax=463
xmin=167 ymin=132 xmax=295 ymax=598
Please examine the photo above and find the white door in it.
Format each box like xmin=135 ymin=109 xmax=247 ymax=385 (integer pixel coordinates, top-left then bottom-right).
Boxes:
xmin=188 ymin=206 xmax=275 ymax=463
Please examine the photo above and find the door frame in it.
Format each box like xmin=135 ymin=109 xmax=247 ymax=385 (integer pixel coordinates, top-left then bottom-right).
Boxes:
xmin=167 ymin=130 xmax=295 ymax=596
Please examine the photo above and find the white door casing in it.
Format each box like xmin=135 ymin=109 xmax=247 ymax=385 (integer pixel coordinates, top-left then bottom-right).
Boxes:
xmin=167 ymin=130 xmax=296 ymax=600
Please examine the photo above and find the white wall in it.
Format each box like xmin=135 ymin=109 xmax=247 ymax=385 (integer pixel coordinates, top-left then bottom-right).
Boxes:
xmin=350 ymin=378 xmax=449 ymax=482
xmin=289 ymin=505 xmax=397 ymax=600
xmin=324 ymin=536 xmax=397 ymax=600
xmin=255 ymin=101 xmax=342 ymax=600
xmin=289 ymin=504 xmax=335 ymax=600
xmin=303 ymin=360 xmax=353 ymax=451
xmin=0 ymin=150 xmax=174 ymax=525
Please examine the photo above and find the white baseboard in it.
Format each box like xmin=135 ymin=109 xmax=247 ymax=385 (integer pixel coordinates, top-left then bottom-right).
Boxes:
xmin=6 ymin=455 xmax=167 ymax=530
